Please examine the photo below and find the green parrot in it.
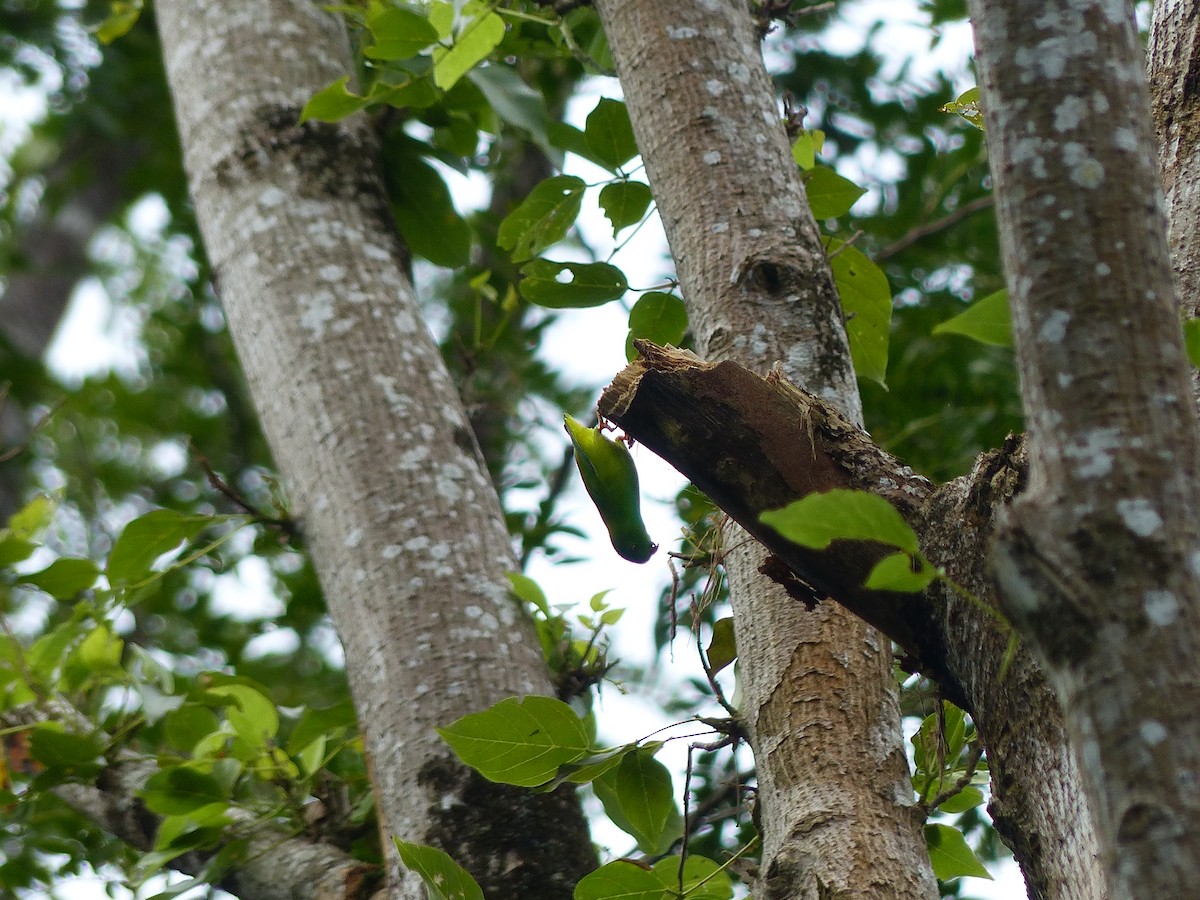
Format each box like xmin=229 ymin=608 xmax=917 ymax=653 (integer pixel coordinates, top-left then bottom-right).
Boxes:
xmin=564 ymin=414 xmax=657 ymax=563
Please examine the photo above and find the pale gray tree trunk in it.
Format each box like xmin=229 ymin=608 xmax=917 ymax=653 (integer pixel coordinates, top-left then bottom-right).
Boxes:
xmin=972 ymin=1 xmax=1200 ymax=897
xmin=155 ymin=2 xmax=595 ymax=897
xmin=594 ymin=2 xmax=937 ymax=897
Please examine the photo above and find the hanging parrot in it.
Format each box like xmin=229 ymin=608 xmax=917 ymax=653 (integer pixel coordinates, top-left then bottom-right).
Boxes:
xmin=564 ymin=414 xmax=658 ymax=563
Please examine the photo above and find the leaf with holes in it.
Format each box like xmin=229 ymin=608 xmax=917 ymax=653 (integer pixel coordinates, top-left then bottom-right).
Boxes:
xmin=520 ymin=260 xmax=627 ymax=309
xmin=497 ymin=176 xmax=586 ymax=262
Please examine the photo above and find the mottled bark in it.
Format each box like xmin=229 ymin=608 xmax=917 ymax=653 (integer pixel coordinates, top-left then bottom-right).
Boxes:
xmin=155 ymin=2 xmax=595 ymax=897
xmin=971 ymin=0 xmax=1200 ymax=896
xmin=592 ymin=3 xmax=936 ymax=897
xmin=1148 ymin=0 xmax=1200 ymax=408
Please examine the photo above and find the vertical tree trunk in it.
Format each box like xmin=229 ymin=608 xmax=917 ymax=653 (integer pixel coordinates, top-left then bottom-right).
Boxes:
xmin=971 ymin=0 xmax=1200 ymax=896
xmin=155 ymin=2 xmax=596 ymax=897
xmin=594 ymin=2 xmax=937 ymax=896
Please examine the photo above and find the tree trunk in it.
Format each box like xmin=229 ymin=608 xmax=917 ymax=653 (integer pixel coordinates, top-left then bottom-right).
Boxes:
xmin=971 ymin=0 xmax=1200 ymax=896
xmin=593 ymin=2 xmax=937 ymax=896
xmin=154 ymin=2 xmax=596 ymax=896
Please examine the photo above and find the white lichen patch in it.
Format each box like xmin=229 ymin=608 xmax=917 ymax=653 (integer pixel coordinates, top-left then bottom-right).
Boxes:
xmin=1038 ymin=309 xmax=1070 ymax=343
xmin=1070 ymin=157 xmax=1105 ymax=189
xmin=300 ymin=290 xmax=337 ymax=339
xmin=1053 ymin=95 xmax=1087 ymax=131
xmin=1113 ymin=127 xmax=1137 ymax=152
xmin=703 ymin=150 xmax=722 ymax=165
xmin=318 ymin=263 xmax=346 ymax=281
xmin=344 ymin=527 xmax=363 ymax=548
xmin=727 ymin=61 xmax=750 ymax=83
xmin=1139 ymin=719 xmax=1168 ymax=745
xmin=1143 ymin=590 xmax=1179 ymax=626
xmin=1116 ymin=498 xmax=1163 ymax=536
xmin=1095 ymin=262 xmax=1111 ymax=276
xmin=711 ymin=221 xmax=729 ymax=233
xmin=462 ymin=604 xmax=500 ymax=632
xmin=705 ymin=79 xmax=725 ymax=97
xmin=1064 ymin=426 xmax=1122 ymax=477
xmin=668 ymin=25 xmax=698 ymax=39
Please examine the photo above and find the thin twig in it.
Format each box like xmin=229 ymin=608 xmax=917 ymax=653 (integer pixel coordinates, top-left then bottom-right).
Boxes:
xmin=874 ymin=195 xmax=995 ymax=263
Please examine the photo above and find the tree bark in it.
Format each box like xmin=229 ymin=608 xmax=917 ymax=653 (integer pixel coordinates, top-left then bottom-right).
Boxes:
xmin=154 ymin=2 xmax=595 ymax=897
xmin=600 ymin=344 xmax=1105 ymax=897
xmin=593 ymin=2 xmax=936 ymax=897
xmin=971 ymin=0 xmax=1200 ymax=896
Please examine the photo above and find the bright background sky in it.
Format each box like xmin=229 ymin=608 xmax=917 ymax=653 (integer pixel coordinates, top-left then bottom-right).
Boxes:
xmin=7 ymin=1 xmax=1043 ymax=896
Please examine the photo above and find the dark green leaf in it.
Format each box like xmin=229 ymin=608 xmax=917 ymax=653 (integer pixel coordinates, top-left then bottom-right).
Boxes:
xmin=29 ymin=724 xmax=106 ymax=775
xmin=437 ymin=695 xmax=592 ymax=787
xmin=651 ymin=855 xmax=733 ymax=900
xmin=106 ymin=509 xmax=214 ymax=587
xmin=584 ymin=98 xmax=638 ymax=170
xmin=706 ymin=617 xmax=737 ymax=674
xmin=18 ymin=557 xmax=100 ymax=599
xmin=924 ymin=823 xmax=992 ymax=880
xmin=520 ymin=260 xmax=627 ymax=308
xmin=626 ymin=292 xmax=687 ymax=359
xmin=394 ymin=839 xmax=485 ymax=900
xmin=1185 ymin=318 xmax=1200 ymax=368
xmin=937 ymin=786 xmax=985 ymax=813
xmin=593 ymin=747 xmax=682 ymax=854
xmin=805 ymin=165 xmax=866 ymax=219
xmin=392 ymin=156 xmax=471 ymax=267
xmin=574 ymin=859 xmax=670 ymax=900
xmin=599 ymin=181 xmax=653 ymax=235
xmin=140 ymin=766 xmax=229 ymax=816
xmin=468 ymin=66 xmax=551 ymax=149
xmin=497 ymin=176 xmax=586 ymax=262
xmin=364 ymin=8 xmax=439 ymax=60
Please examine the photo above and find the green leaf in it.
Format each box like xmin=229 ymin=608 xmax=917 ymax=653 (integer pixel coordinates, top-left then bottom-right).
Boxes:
xmin=937 ymin=785 xmax=985 ymax=813
xmin=17 ymin=557 xmax=100 ymax=599
xmin=584 ymin=98 xmax=638 ymax=170
xmin=548 ymin=121 xmax=613 ymax=169
xmin=364 ymin=7 xmax=439 ymax=60
xmin=539 ymin=745 xmax=632 ymax=789
xmin=106 ymin=509 xmax=214 ymax=587
xmin=706 ymin=617 xmax=737 ymax=674
xmin=204 ymin=684 xmax=279 ymax=750
xmin=805 ymin=166 xmax=866 ymax=219
xmin=651 ymin=855 xmax=733 ymax=900
xmin=300 ymin=75 xmax=368 ymax=123
xmin=140 ymin=766 xmax=229 ymax=816
xmin=391 ymin=156 xmax=471 ymax=267
xmin=29 ymin=723 xmax=106 ymax=776
xmin=467 ymin=66 xmax=551 ymax=149
xmin=828 ymin=240 xmax=891 ymax=385
xmin=394 ymin=839 xmax=485 ymax=900
xmin=924 ymin=823 xmax=992 ymax=881
xmin=599 ymin=181 xmax=653 ymax=235
xmin=864 ymin=552 xmax=936 ymax=593
xmin=9 ymin=493 xmax=56 ymax=541
xmin=594 ymin=747 xmax=682 ymax=854
xmin=165 ymin=705 xmax=222 ymax=753
xmin=520 ymin=260 xmax=628 ymax=309
xmin=934 ymin=290 xmax=1012 ymax=347
xmin=760 ymin=490 xmax=921 ymax=554
xmin=626 ymin=292 xmax=687 ymax=361
xmin=940 ymin=87 xmax=984 ymax=130
xmin=1184 ymin=318 xmax=1200 ymax=368
xmin=790 ymin=129 xmax=824 ymax=169
xmin=432 ymin=5 xmax=505 ymax=91
xmin=437 ymin=695 xmax=592 ymax=787
xmin=574 ymin=859 xmax=671 ymax=900
xmin=75 ymin=624 xmax=123 ymax=670
xmin=0 ymin=534 xmax=37 ymax=568
xmin=497 ymin=176 xmax=586 ymax=262
xmin=94 ymin=1 xmax=142 ymax=44
xmin=506 ymin=572 xmax=550 ymax=616
xmin=286 ymin=701 xmax=357 ymax=755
